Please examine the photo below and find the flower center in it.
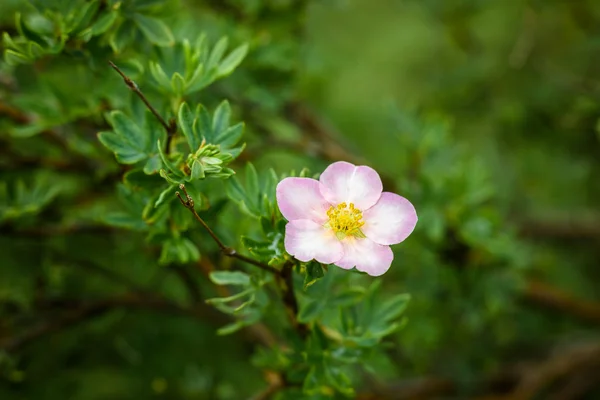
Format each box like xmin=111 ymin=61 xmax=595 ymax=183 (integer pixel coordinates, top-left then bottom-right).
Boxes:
xmin=326 ymin=202 xmax=366 ymax=240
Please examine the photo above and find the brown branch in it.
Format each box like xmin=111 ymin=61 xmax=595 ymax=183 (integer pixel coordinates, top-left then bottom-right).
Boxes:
xmin=108 ymin=61 xmax=177 ymax=152
xmin=523 ymin=279 xmax=600 ymax=324
xmin=518 ymin=215 xmax=600 ymax=239
xmin=176 ymin=184 xmax=279 ymax=274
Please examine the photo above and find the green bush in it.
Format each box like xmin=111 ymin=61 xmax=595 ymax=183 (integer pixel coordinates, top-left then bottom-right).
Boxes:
xmin=1 ymin=0 xmax=599 ymax=399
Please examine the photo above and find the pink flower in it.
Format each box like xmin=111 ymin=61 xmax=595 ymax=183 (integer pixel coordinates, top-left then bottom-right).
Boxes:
xmin=276 ymin=161 xmax=417 ymax=276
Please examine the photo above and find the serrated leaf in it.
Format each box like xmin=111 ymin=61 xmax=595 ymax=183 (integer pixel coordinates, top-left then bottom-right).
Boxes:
xmin=209 ymin=271 xmax=251 ymax=286
xmin=133 ymin=14 xmax=174 ymax=46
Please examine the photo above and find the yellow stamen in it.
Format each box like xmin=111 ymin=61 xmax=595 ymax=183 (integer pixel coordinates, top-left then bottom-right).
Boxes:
xmin=325 ymin=202 xmax=365 ymax=240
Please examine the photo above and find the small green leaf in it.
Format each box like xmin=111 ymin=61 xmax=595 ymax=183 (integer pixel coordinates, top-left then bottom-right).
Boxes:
xmin=245 ymin=163 xmax=259 ymax=204
xmin=4 ymin=49 xmax=30 ymax=66
xmin=216 ymin=122 xmax=244 ymax=148
xmin=133 ymin=14 xmax=174 ymax=46
xmin=374 ymin=293 xmax=410 ymax=323
xmin=109 ymin=21 xmax=135 ymax=53
xmin=217 ymin=43 xmax=248 ymax=77
xmin=178 ymin=102 xmax=201 ymax=151
xmin=190 ymin=159 xmax=204 ymax=180
xmin=143 ymin=154 xmax=162 ymax=174
xmin=298 ymin=299 xmax=324 ymax=323
xmin=207 ymin=37 xmax=228 ymax=69
xmin=149 ymin=62 xmax=172 ymax=90
xmin=154 ymin=184 xmax=176 ymax=207
xmin=89 ymin=11 xmax=118 ymax=36
xmin=197 ymin=104 xmax=213 ymax=142
xmin=171 ymin=72 xmax=186 ymax=95
xmin=98 ymin=111 xmax=151 ymax=164
xmin=209 ymin=271 xmax=251 ymax=286
xmin=212 ymin=100 xmax=231 ymax=135
xmin=216 ymin=321 xmax=245 ymax=336
xmin=304 ymin=261 xmax=324 ymax=290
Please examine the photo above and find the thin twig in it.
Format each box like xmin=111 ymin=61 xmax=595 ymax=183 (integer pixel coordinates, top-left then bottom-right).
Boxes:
xmin=108 ymin=61 xmax=178 ymax=152
xmin=176 ymin=184 xmax=279 ymax=274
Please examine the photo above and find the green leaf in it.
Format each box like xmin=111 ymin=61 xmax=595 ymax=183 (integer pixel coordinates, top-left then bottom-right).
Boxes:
xmin=109 ymin=21 xmax=135 ymax=53
xmin=197 ymin=104 xmax=213 ymax=142
xmin=217 ymin=43 xmax=248 ymax=77
xmin=133 ymin=14 xmax=174 ymax=46
xmin=209 ymin=271 xmax=251 ymax=286
xmin=212 ymin=100 xmax=231 ymax=136
xmin=154 ymin=184 xmax=176 ymax=207
xmin=98 ymin=111 xmax=150 ymax=164
xmin=374 ymin=293 xmax=410 ymax=323
xmin=216 ymin=321 xmax=245 ymax=336
xmin=206 ymin=288 xmax=254 ymax=305
xmin=245 ymin=163 xmax=259 ymax=204
xmin=171 ymin=72 xmax=185 ymax=95
xmin=143 ymin=154 xmax=162 ymax=174
xmin=216 ymin=122 xmax=244 ymax=148
xmin=298 ymin=299 xmax=325 ymax=323
xmin=89 ymin=11 xmax=118 ymax=36
xmin=207 ymin=37 xmax=228 ymax=69
xmin=304 ymin=261 xmax=324 ymax=290
xmin=178 ymin=102 xmax=201 ymax=151
xmin=4 ymin=49 xmax=30 ymax=66
xmin=159 ymin=237 xmax=200 ymax=265
xmin=149 ymin=62 xmax=172 ymax=91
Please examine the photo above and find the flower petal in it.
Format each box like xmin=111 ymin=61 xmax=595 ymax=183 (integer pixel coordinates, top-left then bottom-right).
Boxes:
xmin=362 ymin=192 xmax=417 ymax=245
xmin=335 ymin=237 xmax=393 ymax=276
xmin=284 ymin=219 xmax=344 ymax=264
xmin=319 ymin=161 xmax=383 ymax=210
xmin=276 ymin=177 xmax=331 ymax=223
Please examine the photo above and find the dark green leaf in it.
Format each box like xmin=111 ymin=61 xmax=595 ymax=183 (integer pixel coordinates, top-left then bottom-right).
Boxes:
xmin=133 ymin=14 xmax=174 ymax=46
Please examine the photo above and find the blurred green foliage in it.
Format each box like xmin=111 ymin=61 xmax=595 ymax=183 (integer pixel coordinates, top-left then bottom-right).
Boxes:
xmin=1 ymin=0 xmax=600 ymax=399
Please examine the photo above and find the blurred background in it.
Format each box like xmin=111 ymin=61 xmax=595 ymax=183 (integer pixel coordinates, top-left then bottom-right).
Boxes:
xmin=1 ymin=0 xmax=600 ymax=398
